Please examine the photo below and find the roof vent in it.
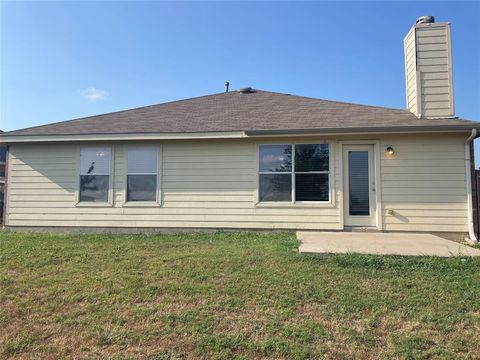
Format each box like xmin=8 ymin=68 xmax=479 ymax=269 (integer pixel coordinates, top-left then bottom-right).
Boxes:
xmin=238 ymin=87 xmax=254 ymax=94
xmin=416 ymin=15 xmax=435 ymax=24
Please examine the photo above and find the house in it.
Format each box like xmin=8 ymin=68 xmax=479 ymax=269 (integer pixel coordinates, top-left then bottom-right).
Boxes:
xmin=0 ymin=16 xmax=478 ymax=241
xmin=0 ymin=137 xmax=6 ymax=223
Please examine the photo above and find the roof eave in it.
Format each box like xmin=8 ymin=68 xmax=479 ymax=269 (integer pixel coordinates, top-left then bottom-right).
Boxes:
xmin=0 ymin=131 xmax=248 ymax=143
xmin=245 ymin=125 xmax=479 ymax=137
xmin=0 ymin=125 xmax=478 ymax=143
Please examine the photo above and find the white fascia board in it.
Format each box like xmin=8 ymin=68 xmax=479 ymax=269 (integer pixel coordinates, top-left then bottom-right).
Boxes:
xmin=245 ymin=129 xmax=474 ymax=138
xmin=0 ymin=131 xmax=247 ymax=143
xmin=1 ymin=127 xmax=477 ymax=143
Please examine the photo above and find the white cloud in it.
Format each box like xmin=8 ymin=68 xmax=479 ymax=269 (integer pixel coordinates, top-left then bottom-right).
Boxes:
xmin=80 ymin=87 xmax=108 ymax=102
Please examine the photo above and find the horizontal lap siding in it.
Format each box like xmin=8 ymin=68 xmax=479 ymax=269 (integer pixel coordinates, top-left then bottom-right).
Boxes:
xmin=404 ymin=23 xmax=454 ymax=118
xmin=6 ymin=140 xmax=341 ymax=230
xmin=6 ymin=134 xmax=468 ymax=233
xmin=380 ymin=133 xmax=468 ymax=232
xmin=158 ymin=140 xmax=340 ymax=229
xmin=7 ymin=146 xmax=78 ymax=211
xmin=404 ymin=28 xmax=418 ymax=114
xmin=415 ymin=25 xmax=453 ymax=118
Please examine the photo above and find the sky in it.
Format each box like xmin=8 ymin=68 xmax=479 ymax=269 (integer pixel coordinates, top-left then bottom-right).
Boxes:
xmin=1 ymin=1 xmax=479 ymax=158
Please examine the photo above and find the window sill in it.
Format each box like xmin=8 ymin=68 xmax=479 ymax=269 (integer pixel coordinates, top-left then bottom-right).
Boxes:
xmin=255 ymin=201 xmax=335 ymax=209
xmin=122 ymin=201 xmax=161 ymax=208
xmin=75 ymin=202 xmax=113 ymax=208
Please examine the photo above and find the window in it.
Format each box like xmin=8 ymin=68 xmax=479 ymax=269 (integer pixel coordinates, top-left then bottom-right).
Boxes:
xmin=126 ymin=147 xmax=158 ymax=202
xmin=0 ymin=144 xmax=6 ymax=179
xmin=259 ymin=145 xmax=292 ymax=201
xmin=294 ymin=144 xmax=329 ymax=201
xmin=79 ymin=148 xmax=111 ymax=202
xmin=258 ymin=144 xmax=329 ymax=203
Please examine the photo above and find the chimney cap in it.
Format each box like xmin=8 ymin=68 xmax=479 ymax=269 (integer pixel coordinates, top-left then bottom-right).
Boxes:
xmin=416 ymin=15 xmax=435 ymax=25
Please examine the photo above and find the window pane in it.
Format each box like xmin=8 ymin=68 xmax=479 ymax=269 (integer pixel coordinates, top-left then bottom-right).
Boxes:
xmin=0 ymin=146 xmax=6 ymax=162
xmin=80 ymin=175 xmax=109 ymax=202
xmin=127 ymin=148 xmax=157 ymax=174
xmin=295 ymin=144 xmax=329 ymax=172
xmin=259 ymin=174 xmax=291 ymax=202
xmin=295 ymin=174 xmax=329 ymax=201
xmin=259 ymin=145 xmax=292 ymax=172
xmin=80 ymin=148 xmax=110 ymax=175
xmin=127 ymin=175 xmax=157 ymax=202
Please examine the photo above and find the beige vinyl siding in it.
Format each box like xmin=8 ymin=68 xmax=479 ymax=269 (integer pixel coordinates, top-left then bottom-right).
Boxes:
xmin=418 ymin=25 xmax=453 ymax=115
xmin=5 ymin=133 xmax=469 ymax=233
xmin=6 ymin=140 xmax=341 ymax=230
xmin=404 ymin=27 xmax=418 ymax=114
xmin=380 ymin=133 xmax=467 ymax=232
xmin=403 ymin=22 xmax=454 ymax=118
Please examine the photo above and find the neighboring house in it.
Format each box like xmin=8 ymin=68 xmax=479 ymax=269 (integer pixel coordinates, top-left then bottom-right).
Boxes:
xmin=0 ymin=137 xmax=6 ymax=224
xmin=0 ymin=17 xmax=478 ymax=241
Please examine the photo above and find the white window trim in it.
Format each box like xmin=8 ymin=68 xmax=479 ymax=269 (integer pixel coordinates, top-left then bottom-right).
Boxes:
xmin=254 ymin=140 xmax=335 ymax=208
xmin=75 ymin=145 xmax=115 ymax=207
xmin=122 ymin=144 xmax=162 ymax=207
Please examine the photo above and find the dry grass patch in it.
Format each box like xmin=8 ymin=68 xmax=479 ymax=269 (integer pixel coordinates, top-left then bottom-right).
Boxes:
xmin=1 ymin=231 xmax=479 ymax=359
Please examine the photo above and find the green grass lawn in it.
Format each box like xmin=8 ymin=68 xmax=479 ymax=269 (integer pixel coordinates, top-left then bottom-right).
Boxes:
xmin=0 ymin=231 xmax=479 ymax=359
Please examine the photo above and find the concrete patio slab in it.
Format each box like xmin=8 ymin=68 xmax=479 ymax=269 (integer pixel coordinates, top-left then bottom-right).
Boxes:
xmin=297 ymin=231 xmax=480 ymax=257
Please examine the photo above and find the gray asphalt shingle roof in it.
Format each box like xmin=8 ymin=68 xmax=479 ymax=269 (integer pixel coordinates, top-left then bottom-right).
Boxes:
xmin=2 ymin=89 xmax=478 ymax=137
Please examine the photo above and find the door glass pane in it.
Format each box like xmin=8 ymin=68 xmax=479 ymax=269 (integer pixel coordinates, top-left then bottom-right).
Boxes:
xmin=259 ymin=174 xmax=292 ymax=202
xmin=348 ymin=151 xmax=369 ymax=216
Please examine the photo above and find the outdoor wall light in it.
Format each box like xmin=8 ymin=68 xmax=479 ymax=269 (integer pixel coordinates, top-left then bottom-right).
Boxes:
xmin=386 ymin=146 xmax=395 ymax=155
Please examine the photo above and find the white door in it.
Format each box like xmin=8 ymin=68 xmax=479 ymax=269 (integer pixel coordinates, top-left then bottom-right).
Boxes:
xmin=343 ymin=145 xmax=376 ymax=227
